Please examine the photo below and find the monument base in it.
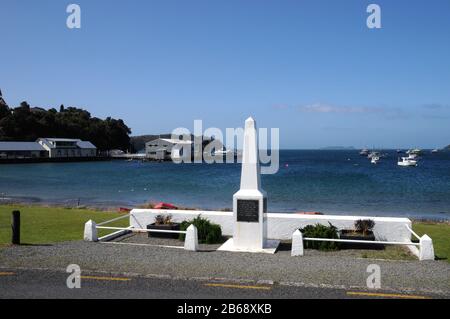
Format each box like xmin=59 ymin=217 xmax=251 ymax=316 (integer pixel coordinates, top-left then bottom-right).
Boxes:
xmin=217 ymin=238 xmax=280 ymax=254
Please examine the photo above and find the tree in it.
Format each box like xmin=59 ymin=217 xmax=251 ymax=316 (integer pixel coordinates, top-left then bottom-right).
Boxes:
xmin=20 ymin=101 xmax=30 ymax=110
xmin=0 ymin=102 xmax=131 ymax=150
xmin=0 ymin=102 xmax=9 ymax=119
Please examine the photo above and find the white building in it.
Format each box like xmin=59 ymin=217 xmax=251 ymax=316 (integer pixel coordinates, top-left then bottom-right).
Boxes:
xmin=37 ymin=138 xmax=97 ymax=158
xmin=145 ymin=138 xmax=193 ymax=160
xmin=0 ymin=142 xmax=48 ymax=159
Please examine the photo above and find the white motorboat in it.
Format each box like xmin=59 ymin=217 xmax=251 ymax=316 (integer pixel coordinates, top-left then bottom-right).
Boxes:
xmin=431 ymin=149 xmax=439 ymax=153
xmin=407 ymin=148 xmax=422 ymax=155
xmin=359 ymin=148 xmax=369 ymax=156
xmin=398 ymin=157 xmax=417 ymax=167
xmin=213 ymin=149 xmax=234 ymax=156
xmin=371 ymin=156 xmax=380 ymax=164
xmin=367 ymin=151 xmax=380 ymax=159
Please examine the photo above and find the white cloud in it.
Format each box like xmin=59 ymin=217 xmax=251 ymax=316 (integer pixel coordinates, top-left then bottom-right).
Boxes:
xmin=298 ymin=103 xmax=383 ymax=114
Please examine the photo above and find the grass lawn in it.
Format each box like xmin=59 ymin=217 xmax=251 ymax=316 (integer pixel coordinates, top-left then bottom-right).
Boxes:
xmin=413 ymin=222 xmax=450 ymax=262
xmin=0 ymin=205 xmax=129 ymax=245
xmin=360 ymin=245 xmax=417 ymax=261
xmin=359 ymin=222 xmax=450 ymax=262
xmin=1 ymin=205 xmax=449 ymax=264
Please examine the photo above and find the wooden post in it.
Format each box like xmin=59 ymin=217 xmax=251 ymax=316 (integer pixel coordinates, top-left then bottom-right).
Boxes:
xmin=11 ymin=210 xmax=20 ymax=245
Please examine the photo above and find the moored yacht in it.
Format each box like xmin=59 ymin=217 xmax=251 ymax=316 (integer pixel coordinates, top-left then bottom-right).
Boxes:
xmin=359 ymin=148 xmax=369 ymax=156
xmin=367 ymin=151 xmax=380 ymax=159
xmin=398 ymin=157 xmax=417 ymax=167
xmin=407 ymin=148 xmax=422 ymax=155
xmin=213 ymin=149 xmax=234 ymax=156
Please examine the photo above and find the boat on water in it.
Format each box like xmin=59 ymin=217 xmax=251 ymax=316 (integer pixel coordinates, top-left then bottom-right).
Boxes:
xmin=398 ymin=157 xmax=417 ymax=167
xmin=359 ymin=148 xmax=369 ymax=156
xmin=296 ymin=211 xmax=323 ymax=215
xmin=406 ymin=148 xmax=422 ymax=155
xmin=371 ymin=156 xmax=380 ymax=164
xmin=213 ymin=149 xmax=234 ymax=156
xmin=367 ymin=151 xmax=380 ymax=159
xmin=407 ymin=153 xmax=418 ymax=160
xmin=431 ymin=149 xmax=439 ymax=153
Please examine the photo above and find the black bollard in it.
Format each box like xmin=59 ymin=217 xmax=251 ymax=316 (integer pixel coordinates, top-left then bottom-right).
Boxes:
xmin=11 ymin=210 xmax=20 ymax=245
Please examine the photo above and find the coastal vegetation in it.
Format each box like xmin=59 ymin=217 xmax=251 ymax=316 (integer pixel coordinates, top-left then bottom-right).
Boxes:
xmin=299 ymin=223 xmax=340 ymax=251
xmin=179 ymin=215 xmax=223 ymax=244
xmin=0 ymin=99 xmax=131 ymax=151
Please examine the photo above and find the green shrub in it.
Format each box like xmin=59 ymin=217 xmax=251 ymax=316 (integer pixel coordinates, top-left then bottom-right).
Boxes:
xmin=354 ymin=219 xmax=375 ymax=235
xmin=300 ymin=223 xmax=340 ymax=251
xmin=179 ymin=215 xmax=223 ymax=244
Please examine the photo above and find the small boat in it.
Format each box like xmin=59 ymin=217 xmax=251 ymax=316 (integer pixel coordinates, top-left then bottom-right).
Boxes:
xmin=367 ymin=151 xmax=380 ymax=159
xmin=431 ymin=149 xmax=439 ymax=153
xmin=407 ymin=148 xmax=422 ymax=155
xmin=296 ymin=211 xmax=323 ymax=215
xmin=359 ymin=148 xmax=369 ymax=156
xmin=371 ymin=156 xmax=380 ymax=164
xmin=407 ymin=153 xmax=418 ymax=160
xmin=398 ymin=157 xmax=417 ymax=167
xmin=153 ymin=202 xmax=178 ymax=210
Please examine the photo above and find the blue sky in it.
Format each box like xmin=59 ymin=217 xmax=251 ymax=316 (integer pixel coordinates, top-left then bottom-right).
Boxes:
xmin=1 ymin=0 xmax=449 ymax=149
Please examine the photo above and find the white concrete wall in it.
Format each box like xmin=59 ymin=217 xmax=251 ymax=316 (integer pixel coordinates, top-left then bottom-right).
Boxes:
xmin=130 ymin=209 xmax=413 ymax=242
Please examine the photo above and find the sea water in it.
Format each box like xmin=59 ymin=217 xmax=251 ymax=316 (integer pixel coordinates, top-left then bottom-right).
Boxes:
xmin=0 ymin=150 xmax=449 ymax=219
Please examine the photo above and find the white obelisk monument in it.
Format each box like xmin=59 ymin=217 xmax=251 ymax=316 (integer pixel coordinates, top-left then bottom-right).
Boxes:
xmin=218 ymin=117 xmax=280 ymax=253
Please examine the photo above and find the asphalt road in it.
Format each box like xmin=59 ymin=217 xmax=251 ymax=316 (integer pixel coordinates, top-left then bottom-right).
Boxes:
xmin=0 ymin=268 xmax=440 ymax=299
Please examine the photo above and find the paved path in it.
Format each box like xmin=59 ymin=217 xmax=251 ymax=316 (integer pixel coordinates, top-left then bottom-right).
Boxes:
xmin=0 ymin=238 xmax=449 ymax=298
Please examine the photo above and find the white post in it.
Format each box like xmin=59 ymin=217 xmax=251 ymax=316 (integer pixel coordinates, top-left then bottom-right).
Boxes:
xmin=291 ymin=230 xmax=304 ymax=256
xmin=84 ymin=220 xmax=98 ymax=242
xmin=419 ymin=234 xmax=435 ymax=261
xmin=184 ymin=224 xmax=198 ymax=251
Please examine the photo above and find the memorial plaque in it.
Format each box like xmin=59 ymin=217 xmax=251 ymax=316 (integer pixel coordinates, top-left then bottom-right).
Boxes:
xmin=237 ymin=200 xmax=259 ymax=222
